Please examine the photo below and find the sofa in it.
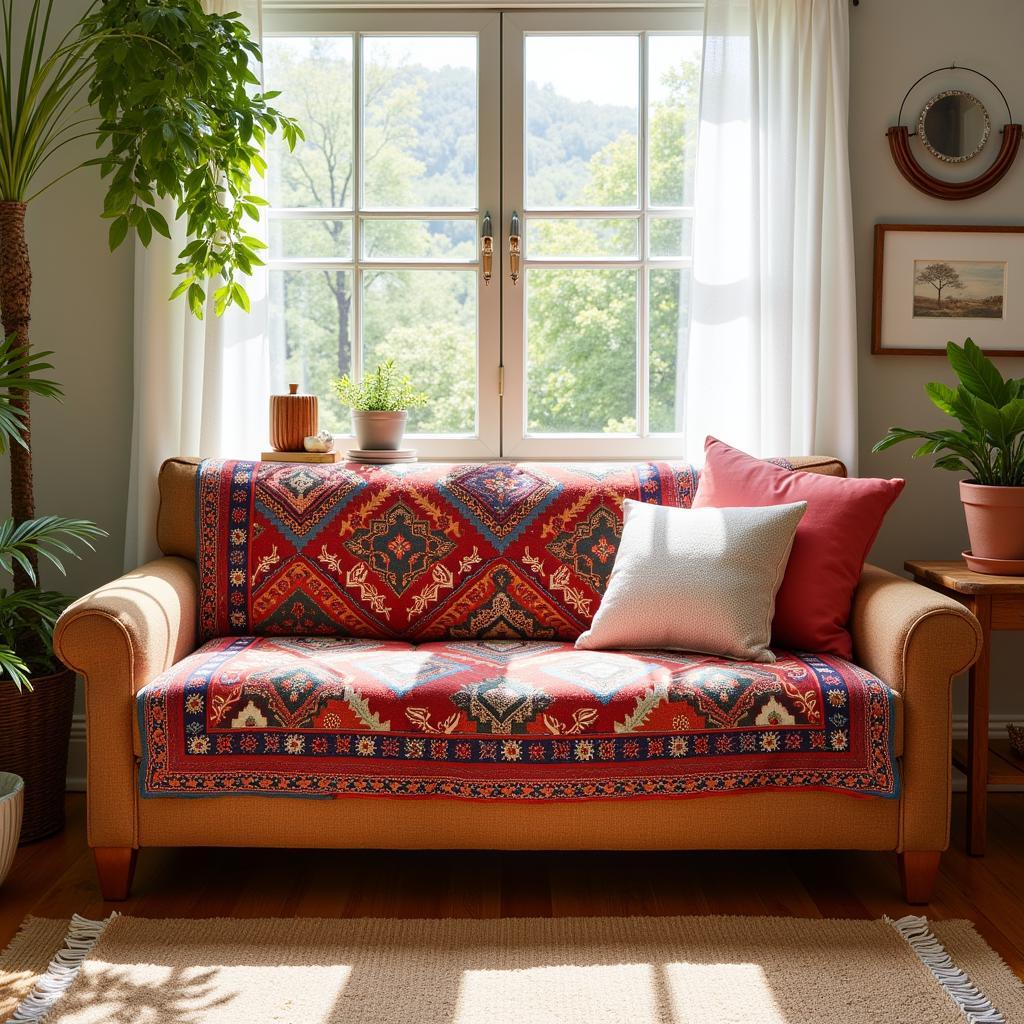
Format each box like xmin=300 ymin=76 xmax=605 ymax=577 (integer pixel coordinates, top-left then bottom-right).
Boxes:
xmin=53 ymin=455 xmax=981 ymax=904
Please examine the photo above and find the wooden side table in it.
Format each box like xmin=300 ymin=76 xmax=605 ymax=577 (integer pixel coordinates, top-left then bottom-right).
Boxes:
xmin=905 ymin=559 xmax=1024 ymax=855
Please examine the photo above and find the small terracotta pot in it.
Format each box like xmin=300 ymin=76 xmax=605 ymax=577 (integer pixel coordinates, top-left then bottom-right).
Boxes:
xmin=352 ymin=410 xmax=407 ymax=451
xmin=269 ymin=384 xmax=318 ymax=452
xmin=960 ymin=481 xmax=1024 ymax=561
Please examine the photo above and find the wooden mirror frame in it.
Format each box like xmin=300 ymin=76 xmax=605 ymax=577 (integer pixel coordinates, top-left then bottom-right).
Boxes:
xmin=888 ymin=66 xmax=1021 ymax=201
xmin=888 ymin=124 xmax=1021 ymax=200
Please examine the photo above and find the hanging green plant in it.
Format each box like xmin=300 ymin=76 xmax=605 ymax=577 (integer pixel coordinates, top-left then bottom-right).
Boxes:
xmin=0 ymin=0 xmax=302 ymax=689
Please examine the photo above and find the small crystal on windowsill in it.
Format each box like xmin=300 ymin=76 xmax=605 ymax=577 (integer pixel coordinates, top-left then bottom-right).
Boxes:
xmin=304 ymin=431 xmax=335 ymax=453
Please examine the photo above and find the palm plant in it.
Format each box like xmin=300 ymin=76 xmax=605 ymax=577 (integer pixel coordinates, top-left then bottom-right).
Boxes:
xmin=873 ymin=338 xmax=1024 ymax=486
xmin=0 ymin=334 xmax=104 ymax=689
xmin=0 ymin=0 xmax=300 ymax=685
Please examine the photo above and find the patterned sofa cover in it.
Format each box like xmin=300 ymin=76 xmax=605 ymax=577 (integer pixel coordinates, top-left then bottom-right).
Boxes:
xmin=54 ymin=453 xmax=983 ymax=903
xmin=137 ymin=459 xmax=897 ymax=802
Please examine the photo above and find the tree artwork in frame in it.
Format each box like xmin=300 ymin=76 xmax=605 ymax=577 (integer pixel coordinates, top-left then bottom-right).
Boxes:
xmin=872 ymin=224 xmax=1024 ymax=355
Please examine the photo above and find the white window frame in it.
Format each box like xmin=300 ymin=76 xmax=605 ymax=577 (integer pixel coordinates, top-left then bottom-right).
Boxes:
xmin=264 ymin=6 xmax=702 ymax=461
xmin=264 ymin=10 xmax=502 ymax=459
xmin=501 ymin=10 xmax=702 ymax=459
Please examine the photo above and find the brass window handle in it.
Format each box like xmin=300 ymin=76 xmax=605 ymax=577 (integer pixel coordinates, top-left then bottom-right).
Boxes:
xmin=481 ymin=211 xmax=493 ymax=286
xmin=509 ymin=211 xmax=521 ymax=285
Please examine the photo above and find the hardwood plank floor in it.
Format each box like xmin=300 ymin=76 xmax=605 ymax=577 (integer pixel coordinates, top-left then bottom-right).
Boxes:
xmin=2 ymin=793 xmax=1023 ymax=980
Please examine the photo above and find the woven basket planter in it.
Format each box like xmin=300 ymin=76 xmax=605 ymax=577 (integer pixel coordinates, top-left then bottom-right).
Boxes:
xmin=0 ymin=668 xmax=75 ymax=843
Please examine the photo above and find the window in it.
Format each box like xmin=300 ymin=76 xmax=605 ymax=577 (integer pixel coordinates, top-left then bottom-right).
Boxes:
xmin=264 ymin=9 xmax=701 ymax=458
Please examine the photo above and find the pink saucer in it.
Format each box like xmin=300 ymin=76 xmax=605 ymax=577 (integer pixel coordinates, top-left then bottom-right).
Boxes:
xmin=963 ymin=549 xmax=1024 ymax=576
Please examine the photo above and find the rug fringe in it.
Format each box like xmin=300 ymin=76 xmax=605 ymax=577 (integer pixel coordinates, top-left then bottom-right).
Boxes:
xmin=887 ymin=915 xmax=1004 ymax=1024
xmin=8 ymin=914 xmax=115 ymax=1023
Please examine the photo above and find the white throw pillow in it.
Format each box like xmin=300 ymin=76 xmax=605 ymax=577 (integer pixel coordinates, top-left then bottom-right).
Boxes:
xmin=575 ymin=499 xmax=807 ymax=663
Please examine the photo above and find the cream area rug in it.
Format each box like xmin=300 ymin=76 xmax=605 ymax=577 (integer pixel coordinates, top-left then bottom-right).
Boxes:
xmin=2 ymin=914 xmax=1022 ymax=1024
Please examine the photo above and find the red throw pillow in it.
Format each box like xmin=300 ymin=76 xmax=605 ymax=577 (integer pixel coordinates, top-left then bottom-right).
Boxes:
xmin=692 ymin=437 xmax=904 ymax=659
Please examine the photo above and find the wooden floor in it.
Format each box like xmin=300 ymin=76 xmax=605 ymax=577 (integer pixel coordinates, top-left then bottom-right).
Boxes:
xmin=3 ymin=793 xmax=1023 ymax=980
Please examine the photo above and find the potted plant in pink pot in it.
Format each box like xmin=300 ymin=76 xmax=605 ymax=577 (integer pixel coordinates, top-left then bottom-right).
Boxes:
xmin=874 ymin=338 xmax=1024 ymax=574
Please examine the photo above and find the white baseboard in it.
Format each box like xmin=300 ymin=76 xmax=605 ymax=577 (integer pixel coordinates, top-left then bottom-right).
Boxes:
xmin=65 ymin=711 xmax=1024 ymax=793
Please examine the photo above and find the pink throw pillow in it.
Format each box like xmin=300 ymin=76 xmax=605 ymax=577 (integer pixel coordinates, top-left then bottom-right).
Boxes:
xmin=692 ymin=437 xmax=904 ymax=659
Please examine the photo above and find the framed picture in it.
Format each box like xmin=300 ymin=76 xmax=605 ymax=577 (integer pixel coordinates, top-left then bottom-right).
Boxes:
xmin=872 ymin=223 xmax=1024 ymax=355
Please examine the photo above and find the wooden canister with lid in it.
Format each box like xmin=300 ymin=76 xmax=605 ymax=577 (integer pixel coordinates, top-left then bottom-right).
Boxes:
xmin=269 ymin=383 xmax=318 ymax=452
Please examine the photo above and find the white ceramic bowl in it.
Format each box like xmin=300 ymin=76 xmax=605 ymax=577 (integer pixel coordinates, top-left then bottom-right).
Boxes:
xmin=0 ymin=772 xmax=24 ymax=887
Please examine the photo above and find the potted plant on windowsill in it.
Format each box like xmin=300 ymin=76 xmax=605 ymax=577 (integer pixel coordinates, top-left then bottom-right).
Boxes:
xmin=334 ymin=360 xmax=428 ymax=451
xmin=0 ymin=0 xmax=300 ymax=839
xmin=874 ymin=338 xmax=1024 ymax=574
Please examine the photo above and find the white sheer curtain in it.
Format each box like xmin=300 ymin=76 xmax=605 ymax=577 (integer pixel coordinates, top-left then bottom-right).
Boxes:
xmin=124 ymin=0 xmax=269 ymax=566
xmin=685 ymin=0 xmax=857 ymax=470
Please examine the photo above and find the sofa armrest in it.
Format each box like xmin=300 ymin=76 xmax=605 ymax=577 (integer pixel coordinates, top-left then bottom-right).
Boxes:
xmin=850 ymin=563 xmax=982 ymax=852
xmin=53 ymin=556 xmax=198 ymax=848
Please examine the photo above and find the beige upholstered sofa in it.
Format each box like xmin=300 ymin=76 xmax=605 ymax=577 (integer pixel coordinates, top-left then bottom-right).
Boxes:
xmin=53 ymin=456 xmax=981 ymax=904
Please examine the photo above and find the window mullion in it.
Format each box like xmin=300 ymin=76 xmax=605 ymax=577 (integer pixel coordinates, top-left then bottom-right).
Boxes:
xmin=637 ymin=30 xmax=650 ymax=440
xmin=353 ymin=30 xmax=363 ymax=383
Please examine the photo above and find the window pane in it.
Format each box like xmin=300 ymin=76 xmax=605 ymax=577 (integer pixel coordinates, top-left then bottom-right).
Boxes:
xmin=362 ymin=37 xmax=478 ymax=209
xmin=269 ymin=270 xmax=353 ymax=435
xmin=362 ymin=271 xmax=477 ymax=435
xmin=362 ymin=219 xmax=476 ymax=261
xmin=648 ymin=217 xmax=692 ymax=259
xmin=526 ymin=268 xmax=637 ymax=434
xmin=648 ymin=35 xmax=702 ymax=208
xmin=265 ymin=38 xmax=354 ymax=210
xmin=528 ymin=218 xmax=638 ymax=259
xmin=525 ymin=36 xmax=639 ymax=209
xmin=648 ymin=268 xmax=691 ymax=434
xmin=269 ymin=218 xmax=352 ymax=261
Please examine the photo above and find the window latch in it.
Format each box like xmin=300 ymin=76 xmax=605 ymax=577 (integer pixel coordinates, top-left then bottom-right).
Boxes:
xmin=509 ymin=211 xmax=521 ymax=286
xmin=481 ymin=211 xmax=493 ymax=286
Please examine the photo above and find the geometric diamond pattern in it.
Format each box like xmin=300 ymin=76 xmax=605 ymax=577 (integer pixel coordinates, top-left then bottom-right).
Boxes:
xmin=357 ymin=650 xmax=468 ymax=696
xmin=140 ymin=637 xmax=900 ymax=801
xmin=344 ymin=501 xmax=456 ymax=596
xmin=545 ymin=504 xmax=622 ymax=592
xmin=438 ymin=463 xmax=561 ymax=548
xmin=537 ymin=650 xmax=655 ymax=703
xmin=199 ymin=458 xmax=699 ymax=642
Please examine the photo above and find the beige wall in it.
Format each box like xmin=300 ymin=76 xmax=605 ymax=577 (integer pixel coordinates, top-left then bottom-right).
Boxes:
xmin=0 ymin=0 xmax=134 ymax=739
xmin=1 ymin=0 xmax=132 ymax=595
xmin=851 ymin=0 xmax=1024 ymax=720
xmin=9 ymin=0 xmax=1023 ymax=747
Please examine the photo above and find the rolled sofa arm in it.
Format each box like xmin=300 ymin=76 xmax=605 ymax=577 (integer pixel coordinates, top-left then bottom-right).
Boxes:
xmin=53 ymin=556 xmax=199 ymax=848
xmin=850 ymin=564 xmax=982 ymax=853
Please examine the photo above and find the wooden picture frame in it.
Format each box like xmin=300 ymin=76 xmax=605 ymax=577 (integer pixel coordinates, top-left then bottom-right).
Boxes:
xmin=872 ymin=223 xmax=1024 ymax=355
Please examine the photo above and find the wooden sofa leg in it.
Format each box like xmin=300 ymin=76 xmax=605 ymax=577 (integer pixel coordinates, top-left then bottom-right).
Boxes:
xmin=898 ymin=851 xmax=941 ymax=905
xmin=94 ymin=847 xmax=138 ymax=901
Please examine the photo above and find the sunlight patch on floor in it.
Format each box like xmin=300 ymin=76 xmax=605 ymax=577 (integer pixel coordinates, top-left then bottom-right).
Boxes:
xmin=662 ymin=961 xmax=786 ymax=1023
xmin=456 ymin=962 xmax=664 ymax=1023
xmin=50 ymin=962 xmax=352 ymax=1024
xmin=454 ymin=960 xmax=785 ymax=1024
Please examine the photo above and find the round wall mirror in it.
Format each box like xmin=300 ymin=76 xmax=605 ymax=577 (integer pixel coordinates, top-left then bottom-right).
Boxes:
xmin=917 ymin=90 xmax=991 ymax=162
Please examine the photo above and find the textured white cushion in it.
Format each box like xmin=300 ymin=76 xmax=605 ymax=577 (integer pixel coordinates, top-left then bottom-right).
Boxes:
xmin=575 ymin=499 xmax=807 ymax=663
